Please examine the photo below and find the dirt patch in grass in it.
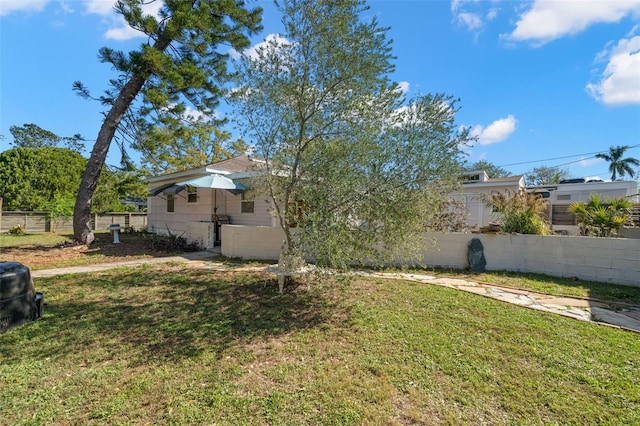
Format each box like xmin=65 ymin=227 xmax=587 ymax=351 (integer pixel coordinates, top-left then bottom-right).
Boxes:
xmin=0 ymin=232 xmax=172 ymax=270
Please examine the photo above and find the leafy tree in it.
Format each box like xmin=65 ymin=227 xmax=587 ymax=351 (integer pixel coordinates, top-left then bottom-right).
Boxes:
xmin=134 ymin=118 xmax=248 ymax=175
xmin=487 ymin=189 xmax=550 ymax=235
xmin=465 ymin=160 xmax=510 ymax=178
xmin=44 ymin=193 xmax=76 ymax=231
xmin=92 ymin=167 xmax=149 ymax=213
xmin=72 ymin=0 xmax=262 ymax=244
xmin=595 ymin=145 xmax=640 ymax=181
xmin=231 ymin=0 xmax=470 ymax=270
xmin=9 ymin=123 xmax=85 ymax=152
xmin=0 ymin=148 xmax=87 ymax=211
xmin=525 ymin=166 xmax=570 ymax=186
xmin=569 ymin=194 xmax=632 ymax=237
xmin=0 ymin=147 xmax=143 ymax=214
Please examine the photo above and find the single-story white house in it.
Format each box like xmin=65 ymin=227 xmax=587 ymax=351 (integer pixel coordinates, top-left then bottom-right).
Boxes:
xmin=147 ymin=158 xmax=640 ymax=250
xmin=146 ymin=155 xmax=277 ymax=249
xmin=454 ymin=170 xmax=525 ymax=229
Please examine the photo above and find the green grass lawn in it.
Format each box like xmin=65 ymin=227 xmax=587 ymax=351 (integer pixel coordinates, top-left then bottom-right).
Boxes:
xmin=444 ymin=269 xmax=640 ymax=306
xmin=0 ymin=232 xmax=73 ymax=248
xmin=1 ymin=265 xmax=638 ymax=425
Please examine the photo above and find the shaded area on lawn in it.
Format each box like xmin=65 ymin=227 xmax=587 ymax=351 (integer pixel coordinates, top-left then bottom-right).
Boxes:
xmin=2 ymin=267 xmax=341 ymax=366
xmin=1 ymin=266 xmax=639 ymax=424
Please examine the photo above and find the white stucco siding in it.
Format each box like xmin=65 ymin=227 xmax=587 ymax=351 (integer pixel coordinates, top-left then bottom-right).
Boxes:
xmin=226 ymin=193 xmax=275 ymax=227
xmin=147 ymin=188 xmax=215 ymax=234
xmin=456 ymin=182 xmax=521 ymax=228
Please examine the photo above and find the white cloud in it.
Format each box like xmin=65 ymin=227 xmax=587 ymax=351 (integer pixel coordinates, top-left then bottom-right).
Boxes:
xmin=232 ymin=33 xmax=291 ymax=61
xmin=84 ymin=0 xmax=116 ymax=16
xmin=586 ymin=32 xmax=640 ymax=106
xmin=486 ymin=8 xmax=498 ymax=21
xmin=0 ymin=0 xmax=49 ymax=16
xmin=83 ymin=0 xmax=162 ymax=41
xmin=451 ymin=0 xmax=501 ymax=34
xmin=578 ymin=157 xmax=603 ymax=168
xmin=456 ymin=12 xmax=483 ymax=31
xmin=506 ymin=0 xmax=640 ymax=45
xmin=470 ymin=115 xmax=517 ymax=145
xmin=396 ymin=81 xmax=410 ymax=95
xmin=58 ymin=1 xmax=74 ymax=15
xmin=103 ymin=23 xmax=143 ymax=41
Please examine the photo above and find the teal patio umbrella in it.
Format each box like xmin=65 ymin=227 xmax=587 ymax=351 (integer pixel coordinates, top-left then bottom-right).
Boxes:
xmin=176 ymin=174 xmax=247 ymax=194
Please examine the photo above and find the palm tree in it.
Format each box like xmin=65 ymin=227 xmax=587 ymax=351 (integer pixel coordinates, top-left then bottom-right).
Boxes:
xmin=595 ymin=145 xmax=640 ymax=181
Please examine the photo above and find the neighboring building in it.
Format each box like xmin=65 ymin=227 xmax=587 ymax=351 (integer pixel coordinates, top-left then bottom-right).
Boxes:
xmin=120 ymin=196 xmax=147 ymax=211
xmin=146 ymin=155 xmax=276 ymax=249
xmin=455 ymin=170 xmax=525 ymax=229
xmin=456 ymin=171 xmax=638 ymax=234
xmin=528 ymin=179 xmax=638 ymax=235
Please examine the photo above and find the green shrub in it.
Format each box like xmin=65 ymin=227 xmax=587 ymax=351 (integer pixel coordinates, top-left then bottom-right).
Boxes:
xmin=8 ymin=224 xmax=27 ymax=235
xmin=487 ymin=189 xmax=550 ymax=235
xmin=569 ymin=194 xmax=631 ymax=237
xmin=143 ymin=229 xmax=202 ymax=252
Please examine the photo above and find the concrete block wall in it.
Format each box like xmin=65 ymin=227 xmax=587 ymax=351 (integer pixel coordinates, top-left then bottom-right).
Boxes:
xmin=221 ymin=226 xmax=640 ymax=287
xmin=418 ymin=232 xmax=640 ymax=287
xmin=221 ymin=225 xmax=287 ymax=261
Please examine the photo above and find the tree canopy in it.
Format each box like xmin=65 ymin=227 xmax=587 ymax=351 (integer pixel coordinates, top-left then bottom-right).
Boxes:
xmin=525 ymin=166 xmax=571 ymax=186
xmin=72 ymin=0 xmax=262 ymax=244
xmin=9 ymin=123 xmax=85 ymax=152
xmin=135 ymin=120 xmax=249 ymax=175
xmin=231 ymin=0 xmax=470 ymax=269
xmin=0 ymin=147 xmax=141 ymax=217
xmin=465 ymin=160 xmax=510 ymax=178
xmin=595 ymin=145 xmax=639 ymax=181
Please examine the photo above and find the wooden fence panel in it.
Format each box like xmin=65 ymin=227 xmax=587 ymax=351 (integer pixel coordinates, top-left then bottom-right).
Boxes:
xmin=0 ymin=211 xmax=147 ymax=233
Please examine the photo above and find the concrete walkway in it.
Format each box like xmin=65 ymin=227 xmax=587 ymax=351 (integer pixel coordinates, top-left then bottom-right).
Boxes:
xmin=30 ymin=251 xmax=216 ymax=278
xmin=31 ymin=252 xmax=640 ymax=333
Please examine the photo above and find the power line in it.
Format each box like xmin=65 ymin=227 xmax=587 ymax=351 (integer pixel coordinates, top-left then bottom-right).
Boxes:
xmin=497 ymin=144 xmax=640 ymax=168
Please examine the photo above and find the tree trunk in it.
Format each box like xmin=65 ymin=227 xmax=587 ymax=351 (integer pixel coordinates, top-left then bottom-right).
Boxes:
xmin=73 ymin=75 xmax=147 ymax=244
xmin=73 ymin=32 xmax=173 ymax=244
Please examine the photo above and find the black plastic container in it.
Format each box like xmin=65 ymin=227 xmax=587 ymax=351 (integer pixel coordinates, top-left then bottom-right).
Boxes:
xmin=0 ymin=262 xmax=43 ymax=333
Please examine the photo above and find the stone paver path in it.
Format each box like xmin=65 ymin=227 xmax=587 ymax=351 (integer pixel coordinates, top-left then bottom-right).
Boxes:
xmin=356 ymin=271 xmax=640 ymax=333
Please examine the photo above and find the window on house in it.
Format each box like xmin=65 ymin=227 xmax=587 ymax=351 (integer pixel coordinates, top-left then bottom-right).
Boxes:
xmin=462 ymin=174 xmax=480 ymax=184
xmin=241 ymin=192 xmax=255 ymax=213
xmin=187 ymin=186 xmax=198 ymax=203
xmin=167 ymin=194 xmax=175 ymax=213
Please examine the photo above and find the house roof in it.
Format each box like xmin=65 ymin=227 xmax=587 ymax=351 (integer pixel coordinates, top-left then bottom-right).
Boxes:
xmin=205 ymin=155 xmax=263 ymax=173
xmin=147 ymin=155 xmax=264 ymax=185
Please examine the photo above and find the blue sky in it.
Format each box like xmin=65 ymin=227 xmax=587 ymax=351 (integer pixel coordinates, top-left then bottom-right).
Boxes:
xmin=1 ymin=0 xmax=639 ymax=182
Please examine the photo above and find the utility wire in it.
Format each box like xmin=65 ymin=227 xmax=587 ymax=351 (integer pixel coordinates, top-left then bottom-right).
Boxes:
xmin=497 ymin=144 xmax=640 ymax=168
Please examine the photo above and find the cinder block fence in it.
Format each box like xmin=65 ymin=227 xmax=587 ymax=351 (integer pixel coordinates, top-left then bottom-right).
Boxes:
xmin=221 ymin=226 xmax=640 ymax=287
